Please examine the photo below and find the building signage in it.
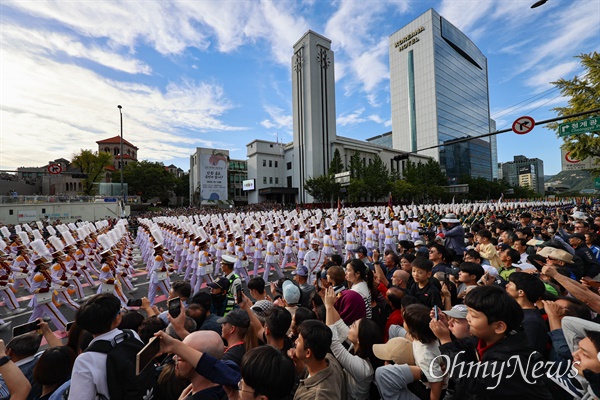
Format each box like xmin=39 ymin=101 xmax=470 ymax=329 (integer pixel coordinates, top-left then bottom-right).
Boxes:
xmin=200 ymin=152 xmax=228 ymax=204
xmin=561 ymin=149 xmax=594 ymax=171
xmin=334 ymin=171 xmax=351 ymax=186
xmin=394 ymin=26 xmax=425 ymax=53
xmin=18 ymin=210 xmax=37 ymax=222
xmin=242 ymin=179 xmax=255 ymax=191
xmin=518 ymin=166 xmax=531 ymax=175
xmin=559 ymin=117 xmax=600 ymax=137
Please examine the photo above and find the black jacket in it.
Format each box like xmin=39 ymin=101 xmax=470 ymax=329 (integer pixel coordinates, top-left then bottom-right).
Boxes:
xmin=574 ymin=245 xmax=600 ymax=278
xmin=439 ymin=330 xmax=553 ymax=400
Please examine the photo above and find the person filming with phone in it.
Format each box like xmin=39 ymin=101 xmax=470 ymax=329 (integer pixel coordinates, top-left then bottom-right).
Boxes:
xmin=69 ymin=293 xmax=147 ymax=400
xmin=153 ymin=329 xmax=240 ymax=400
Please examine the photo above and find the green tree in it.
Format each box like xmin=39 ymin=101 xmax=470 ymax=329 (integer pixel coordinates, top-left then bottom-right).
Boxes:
xmin=404 ymin=159 xmax=446 ymax=186
xmin=391 ymin=180 xmax=417 ymax=202
xmin=71 ymin=149 xmax=113 ymax=195
xmin=329 ymin=148 xmax=344 ymax=174
xmin=548 ymin=52 xmax=600 ymax=171
xmin=511 ymin=184 xmax=539 ymax=199
xmin=174 ymin=173 xmax=190 ymax=206
xmin=349 ymin=151 xmax=363 ymax=179
xmin=114 ymin=160 xmax=176 ymax=202
xmin=363 ymin=154 xmax=391 ymax=201
xmin=304 ymin=174 xmax=340 ymax=204
xmin=347 ymin=179 xmax=368 ymax=203
xmin=465 ymin=177 xmax=496 ymax=201
xmin=422 ymin=159 xmax=447 ymax=186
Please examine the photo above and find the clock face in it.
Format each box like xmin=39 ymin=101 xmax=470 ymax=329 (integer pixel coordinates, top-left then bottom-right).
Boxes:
xmin=317 ymin=48 xmax=330 ymax=69
xmin=294 ymin=53 xmax=303 ymax=72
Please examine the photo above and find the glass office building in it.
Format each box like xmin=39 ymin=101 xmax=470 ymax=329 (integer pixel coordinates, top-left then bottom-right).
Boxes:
xmin=390 ymin=9 xmax=494 ymax=182
xmin=366 ymin=131 xmax=393 ymax=148
xmin=500 ymin=155 xmax=545 ymax=195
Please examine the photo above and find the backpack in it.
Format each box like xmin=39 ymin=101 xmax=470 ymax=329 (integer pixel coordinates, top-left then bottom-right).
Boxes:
xmin=85 ymin=329 xmax=157 ymax=400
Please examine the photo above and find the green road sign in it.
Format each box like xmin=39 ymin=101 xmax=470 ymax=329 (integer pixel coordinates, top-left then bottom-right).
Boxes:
xmin=595 ymin=178 xmax=600 ymax=190
xmin=559 ymin=117 xmax=600 ymax=137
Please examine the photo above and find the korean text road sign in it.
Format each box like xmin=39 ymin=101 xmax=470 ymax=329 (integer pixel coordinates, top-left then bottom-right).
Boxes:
xmin=559 ymin=117 xmax=600 ymax=137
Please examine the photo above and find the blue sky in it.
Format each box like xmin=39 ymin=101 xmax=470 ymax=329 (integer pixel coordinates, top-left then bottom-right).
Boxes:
xmin=1 ymin=0 xmax=598 ymax=176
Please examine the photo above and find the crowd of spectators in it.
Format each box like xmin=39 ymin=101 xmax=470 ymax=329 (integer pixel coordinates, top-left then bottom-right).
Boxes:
xmin=3 ymin=205 xmax=600 ymax=399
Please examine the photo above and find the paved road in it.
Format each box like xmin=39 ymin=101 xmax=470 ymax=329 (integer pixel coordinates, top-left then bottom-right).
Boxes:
xmin=0 ymin=245 xmax=296 ymax=344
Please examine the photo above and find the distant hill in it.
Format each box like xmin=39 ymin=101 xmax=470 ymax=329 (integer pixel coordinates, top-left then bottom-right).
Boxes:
xmin=546 ymin=170 xmax=596 ymax=192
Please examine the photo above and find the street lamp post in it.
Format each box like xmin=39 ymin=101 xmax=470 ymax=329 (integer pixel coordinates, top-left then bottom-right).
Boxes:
xmin=117 ymin=105 xmax=124 ymax=213
xmin=530 ymin=0 xmax=548 ymax=8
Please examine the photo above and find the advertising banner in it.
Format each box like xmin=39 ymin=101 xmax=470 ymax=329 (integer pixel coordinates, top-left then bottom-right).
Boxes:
xmin=242 ymin=179 xmax=255 ymax=191
xmin=561 ymin=149 xmax=594 ymax=171
xmin=200 ymin=153 xmax=228 ymax=204
xmin=18 ymin=210 xmax=37 ymax=222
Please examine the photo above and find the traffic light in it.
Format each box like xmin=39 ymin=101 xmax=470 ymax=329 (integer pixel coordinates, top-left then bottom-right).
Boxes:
xmin=393 ymin=154 xmax=410 ymax=161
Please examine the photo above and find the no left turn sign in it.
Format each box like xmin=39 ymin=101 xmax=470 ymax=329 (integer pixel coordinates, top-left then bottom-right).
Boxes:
xmin=512 ymin=116 xmax=535 ymax=135
xmin=47 ymin=163 xmax=63 ymax=174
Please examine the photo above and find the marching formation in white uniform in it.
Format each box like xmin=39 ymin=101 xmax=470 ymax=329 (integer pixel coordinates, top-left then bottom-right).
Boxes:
xmin=0 ymin=219 xmax=138 ymax=331
xmin=0 ymin=199 xmax=574 ymax=331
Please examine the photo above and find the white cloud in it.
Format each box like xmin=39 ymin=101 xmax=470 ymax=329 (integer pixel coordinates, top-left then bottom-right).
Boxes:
xmin=522 ymin=95 xmax=569 ymax=114
xmin=366 ymin=93 xmax=380 ymax=108
xmin=0 ymin=43 xmax=242 ymax=170
xmin=337 ymin=108 xmax=389 ymax=127
xmin=368 ymin=114 xmax=385 ymax=124
xmin=334 ymin=60 xmax=347 ymax=82
xmin=438 ymin=0 xmax=495 ymax=39
xmin=525 ymin=61 xmax=580 ymax=90
xmin=439 ymin=0 xmax=598 ymax=81
xmin=2 ymin=0 xmax=308 ymax=67
xmin=325 ymin=1 xmax=391 ymax=94
xmin=2 ymin=25 xmax=151 ymax=75
xmin=351 ymin=38 xmax=389 ymax=92
xmin=519 ymin=2 xmax=599 ymax=71
xmin=337 ymin=108 xmax=367 ymax=126
xmin=3 ymin=0 xmax=209 ymax=55
xmin=260 ymin=106 xmax=293 ymax=131
xmin=490 ymin=95 xmax=567 ymax=129
xmin=256 ymin=1 xmax=310 ymax=65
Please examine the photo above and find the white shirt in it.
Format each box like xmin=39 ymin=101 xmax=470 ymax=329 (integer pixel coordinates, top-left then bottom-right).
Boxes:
xmin=69 ymin=328 xmax=141 ymax=400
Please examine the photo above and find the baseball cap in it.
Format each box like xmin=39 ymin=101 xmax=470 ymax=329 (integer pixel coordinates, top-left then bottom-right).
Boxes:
xmin=320 ymin=269 xmax=329 ymax=280
xmin=207 ymin=277 xmax=230 ymax=291
xmin=251 ymin=300 xmax=273 ymax=318
xmin=354 ymin=245 xmax=368 ymax=255
xmin=442 ymin=304 xmax=467 ymax=319
xmin=570 ymin=233 xmax=586 ymax=241
xmin=311 ymin=238 xmax=321 ymax=245
xmin=217 ymin=309 xmax=250 ymax=328
xmin=293 ymin=265 xmax=308 ymax=277
xmin=372 ymin=337 xmax=415 ymax=365
xmin=414 ymin=240 xmax=424 ymax=246
xmin=282 ymin=281 xmax=301 ymax=305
